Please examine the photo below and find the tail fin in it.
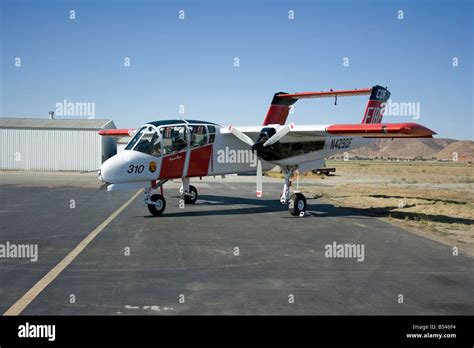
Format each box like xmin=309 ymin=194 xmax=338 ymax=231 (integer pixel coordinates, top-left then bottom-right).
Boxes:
xmin=361 ymin=85 xmax=390 ymax=124
xmin=262 ymin=92 xmax=297 ymax=126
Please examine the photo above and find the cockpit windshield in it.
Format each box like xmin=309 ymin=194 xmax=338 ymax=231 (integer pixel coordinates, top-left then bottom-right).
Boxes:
xmin=125 ymin=125 xmax=162 ymax=157
xmin=125 ymin=126 xmax=145 ymax=151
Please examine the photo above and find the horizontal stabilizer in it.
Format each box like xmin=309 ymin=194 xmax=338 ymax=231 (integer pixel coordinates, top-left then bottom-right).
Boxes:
xmin=277 ymin=88 xmax=372 ymax=100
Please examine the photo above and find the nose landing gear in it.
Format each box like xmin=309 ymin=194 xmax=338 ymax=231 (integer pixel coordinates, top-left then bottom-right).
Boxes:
xmin=144 ymin=179 xmax=168 ymax=216
xmin=146 ymin=194 xmax=166 ymax=216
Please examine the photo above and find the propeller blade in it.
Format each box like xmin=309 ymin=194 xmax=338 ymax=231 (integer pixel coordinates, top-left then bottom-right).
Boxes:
xmin=256 ymin=160 xmax=263 ymax=197
xmin=262 ymin=122 xmax=295 ymax=147
xmin=228 ymin=125 xmax=255 ymax=147
xmin=80 ymin=169 xmax=100 ymax=174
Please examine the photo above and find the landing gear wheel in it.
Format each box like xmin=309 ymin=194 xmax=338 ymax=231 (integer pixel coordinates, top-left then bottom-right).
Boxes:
xmin=184 ymin=185 xmax=198 ymax=204
xmin=288 ymin=193 xmax=306 ymax=216
xmin=147 ymin=194 xmax=166 ymax=216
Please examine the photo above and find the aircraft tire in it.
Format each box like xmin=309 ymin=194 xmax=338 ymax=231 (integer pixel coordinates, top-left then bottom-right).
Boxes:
xmin=184 ymin=185 xmax=198 ymax=204
xmin=289 ymin=193 xmax=306 ymax=216
xmin=148 ymin=194 xmax=166 ymax=216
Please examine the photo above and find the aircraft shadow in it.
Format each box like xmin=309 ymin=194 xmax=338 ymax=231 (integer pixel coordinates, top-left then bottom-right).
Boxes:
xmin=350 ymin=206 xmax=474 ymax=225
xmin=144 ymin=194 xmax=372 ymax=219
xmin=367 ymin=194 xmax=467 ymax=206
xmin=143 ymin=194 xmax=474 ymax=226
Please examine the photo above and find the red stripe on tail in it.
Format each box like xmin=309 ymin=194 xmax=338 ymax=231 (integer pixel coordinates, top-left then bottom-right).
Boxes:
xmin=361 ymin=86 xmax=390 ymax=124
xmin=263 ymin=105 xmax=290 ymax=125
xmin=262 ymin=92 xmax=297 ymax=126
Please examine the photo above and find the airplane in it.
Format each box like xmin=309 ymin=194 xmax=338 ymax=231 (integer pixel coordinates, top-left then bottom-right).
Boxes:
xmin=98 ymin=85 xmax=436 ymax=216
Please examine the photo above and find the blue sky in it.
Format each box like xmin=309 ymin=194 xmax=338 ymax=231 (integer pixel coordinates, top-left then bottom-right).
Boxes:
xmin=1 ymin=0 xmax=472 ymax=140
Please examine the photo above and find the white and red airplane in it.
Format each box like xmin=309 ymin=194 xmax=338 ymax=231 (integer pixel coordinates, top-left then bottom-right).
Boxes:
xmin=98 ymin=85 xmax=435 ymax=216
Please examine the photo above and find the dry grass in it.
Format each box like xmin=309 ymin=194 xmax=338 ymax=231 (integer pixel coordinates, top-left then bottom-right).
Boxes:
xmin=266 ymin=160 xmax=474 ymax=183
xmin=325 ymin=160 xmax=473 ymax=184
xmin=297 ymin=161 xmax=474 ymax=256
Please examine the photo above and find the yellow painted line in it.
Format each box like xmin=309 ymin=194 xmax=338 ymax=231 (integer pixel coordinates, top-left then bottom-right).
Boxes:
xmin=3 ymin=189 xmax=142 ymax=316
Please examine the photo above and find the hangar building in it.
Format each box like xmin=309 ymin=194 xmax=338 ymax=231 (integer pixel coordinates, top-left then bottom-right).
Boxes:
xmin=0 ymin=118 xmax=117 ymax=171
xmin=116 ymin=137 xmax=131 ymax=153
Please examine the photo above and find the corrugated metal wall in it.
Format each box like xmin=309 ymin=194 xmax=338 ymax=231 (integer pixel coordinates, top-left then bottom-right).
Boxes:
xmin=117 ymin=143 xmax=127 ymax=153
xmin=0 ymin=129 xmax=103 ymax=171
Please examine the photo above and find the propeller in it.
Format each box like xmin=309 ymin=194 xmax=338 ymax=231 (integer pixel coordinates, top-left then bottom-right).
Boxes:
xmin=262 ymin=122 xmax=294 ymax=147
xmin=80 ymin=169 xmax=100 ymax=174
xmin=228 ymin=123 xmax=295 ymax=198
xmin=228 ymin=126 xmax=263 ymax=197
xmin=256 ymin=160 xmax=262 ymax=198
xmin=229 ymin=126 xmax=254 ymax=146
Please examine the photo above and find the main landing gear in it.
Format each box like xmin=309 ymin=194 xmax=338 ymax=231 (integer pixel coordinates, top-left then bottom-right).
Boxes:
xmin=145 ymin=178 xmax=199 ymax=216
xmin=280 ymin=167 xmax=307 ymax=216
xmin=179 ymin=184 xmax=198 ymax=204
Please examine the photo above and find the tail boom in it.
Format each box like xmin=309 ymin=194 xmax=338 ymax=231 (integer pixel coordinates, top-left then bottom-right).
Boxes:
xmin=262 ymin=86 xmax=382 ymax=126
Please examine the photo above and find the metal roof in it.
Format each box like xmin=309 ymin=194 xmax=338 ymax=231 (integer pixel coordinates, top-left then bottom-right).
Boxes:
xmin=0 ymin=118 xmax=115 ymax=130
xmin=116 ymin=137 xmax=131 ymax=144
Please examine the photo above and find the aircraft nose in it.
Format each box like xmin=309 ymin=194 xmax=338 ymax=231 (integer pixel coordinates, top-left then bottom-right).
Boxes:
xmin=98 ymin=168 xmax=106 ymax=183
xmin=98 ymin=151 xmax=159 ymax=184
xmin=98 ymin=155 xmax=118 ymax=183
xmin=98 ymin=159 xmax=110 ymax=183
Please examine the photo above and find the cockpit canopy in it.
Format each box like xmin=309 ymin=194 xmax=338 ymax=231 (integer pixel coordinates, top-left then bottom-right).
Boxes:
xmin=125 ymin=120 xmax=218 ymax=157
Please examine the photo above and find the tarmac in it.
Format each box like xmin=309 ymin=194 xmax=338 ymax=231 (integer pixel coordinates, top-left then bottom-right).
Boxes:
xmin=0 ymin=171 xmax=473 ymax=315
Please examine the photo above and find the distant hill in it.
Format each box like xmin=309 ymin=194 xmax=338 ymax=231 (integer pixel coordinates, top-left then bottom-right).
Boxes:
xmin=435 ymin=141 xmax=474 ymax=160
xmin=343 ymin=138 xmax=474 ymax=161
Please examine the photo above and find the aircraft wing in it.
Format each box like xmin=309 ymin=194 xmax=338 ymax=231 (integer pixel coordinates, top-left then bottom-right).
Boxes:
xmin=223 ymin=123 xmax=436 ymax=144
xmin=324 ymin=123 xmax=436 ymax=138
